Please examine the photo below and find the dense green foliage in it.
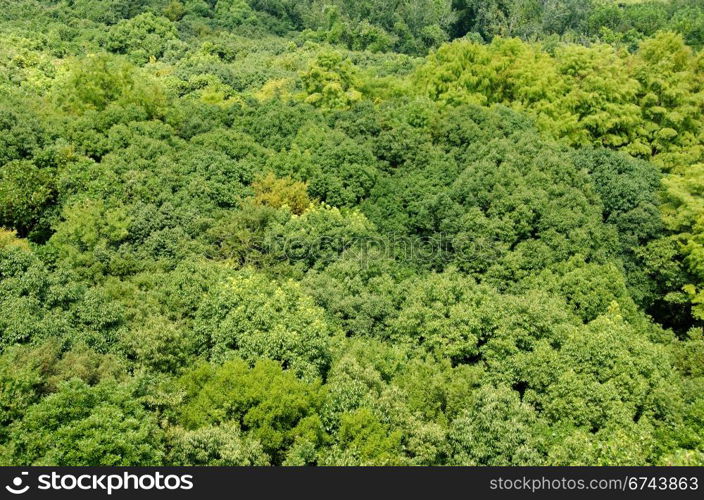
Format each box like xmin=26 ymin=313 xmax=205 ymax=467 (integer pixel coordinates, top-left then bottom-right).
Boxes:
xmin=0 ymin=0 xmax=703 ymax=466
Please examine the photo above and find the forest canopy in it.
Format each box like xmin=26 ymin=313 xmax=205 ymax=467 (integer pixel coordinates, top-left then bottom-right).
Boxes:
xmin=0 ymin=0 xmax=703 ymax=466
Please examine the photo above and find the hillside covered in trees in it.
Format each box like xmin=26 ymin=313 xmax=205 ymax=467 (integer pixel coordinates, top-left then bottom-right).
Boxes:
xmin=1 ymin=0 xmax=703 ymax=466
